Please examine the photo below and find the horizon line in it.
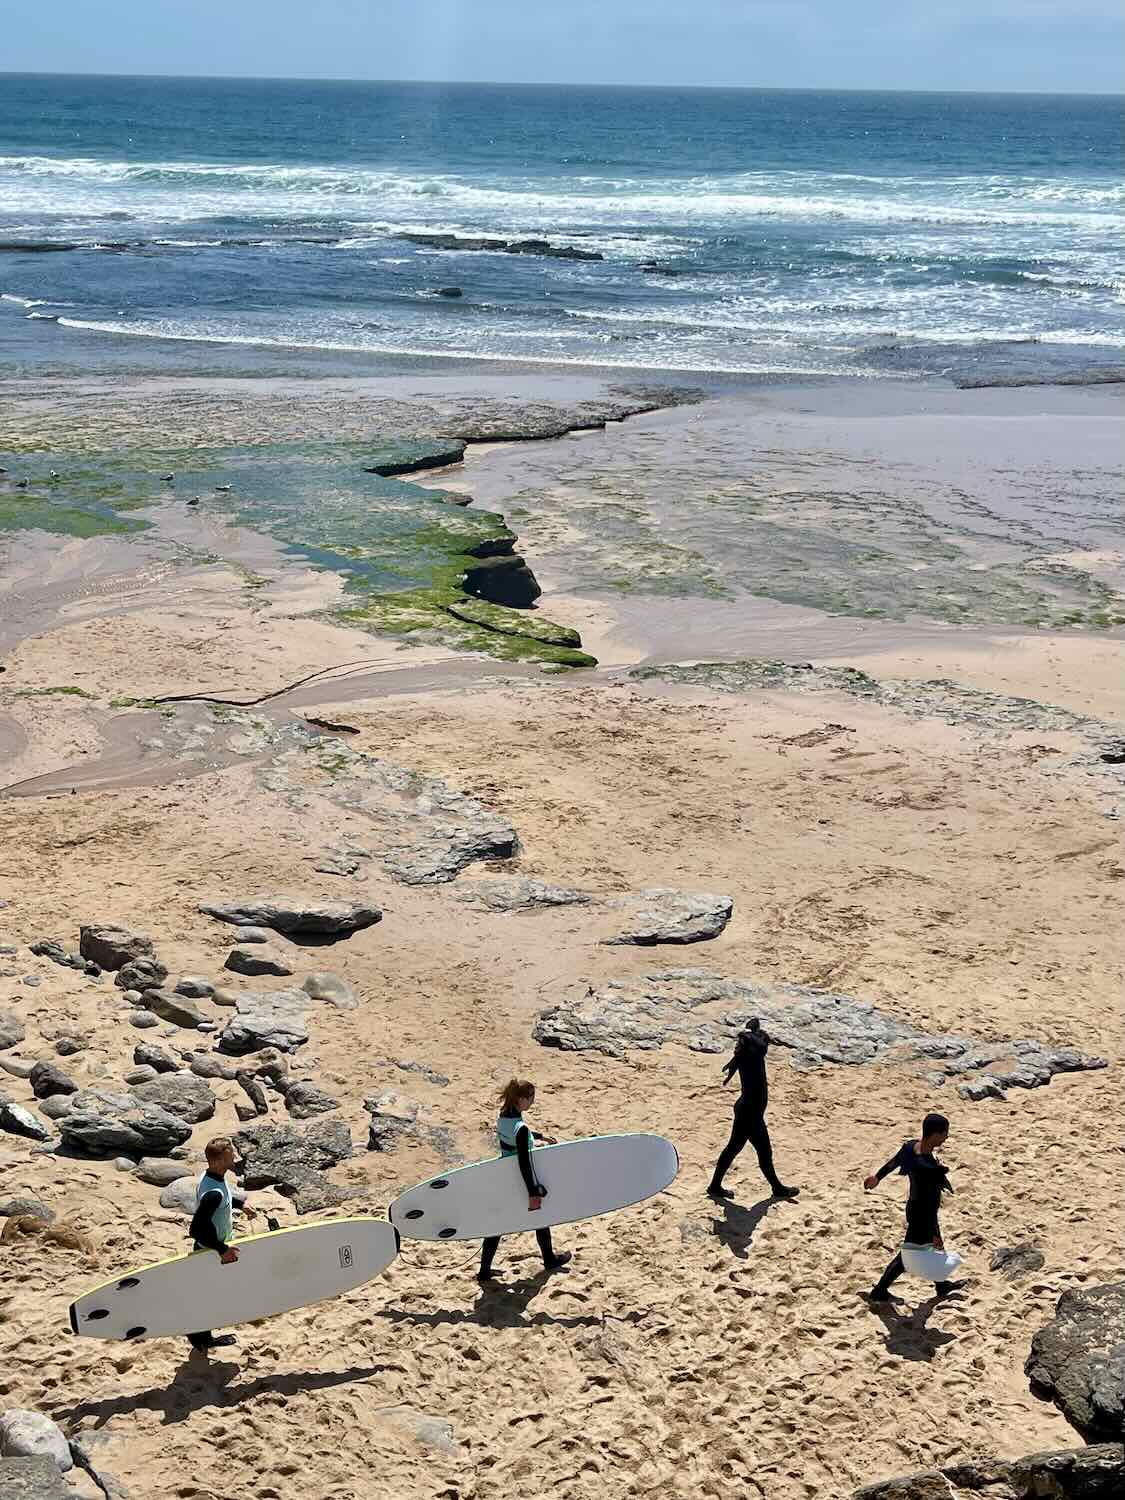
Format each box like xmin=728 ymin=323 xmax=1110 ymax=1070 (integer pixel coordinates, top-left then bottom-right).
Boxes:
xmin=0 ymin=70 xmax=1122 ymax=99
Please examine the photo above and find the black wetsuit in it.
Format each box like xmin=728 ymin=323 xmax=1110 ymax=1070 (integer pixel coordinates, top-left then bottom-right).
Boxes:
xmin=186 ymin=1179 xmax=231 ymax=1351
xmin=871 ymin=1141 xmax=954 ymax=1296
xmin=479 ymin=1117 xmax=558 ymax=1277
xmin=708 ymin=1024 xmax=788 ymax=1196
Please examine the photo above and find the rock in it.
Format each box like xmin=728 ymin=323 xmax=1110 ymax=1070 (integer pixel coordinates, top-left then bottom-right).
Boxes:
xmin=448 ymin=877 xmax=591 ymax=913
xmin=283 ymin=1081 xmax=340 ymax=1119
xmin=225 ymin=946 xmax=294 ymax=978
xmin=121 ymin=990 xmax=143 ymax=1004
xmin=29 ymin=939 xmax=99 ymax=976
xmin=59 ymin=1097 xmax=192 ymax=1157
xmin=233 ymin=1118 xmax=353 ymax=1212
xmin=436 ymin=286 xmax=462 ymax=298
xmin=37 ymin=1095 xmax=74 ymax=1121
xmin=851 ymin=1445 xmax=1125 ymax=1498
xmin=127 ymin=1010 xmax=160 ymax=1029
xmin=363 ymin=438 xmax=467 ymax=477
xmin=174 ymin=976 xmax=214 ymax=999
xmin=210 ymin=987 xmax=239 ymax=1007
xmin=0 ymin=1013 xmax=25 ymax=1052
xmin=133 ymin=1042 xmax=180 ymax=1074
xmin=79 ymin=925 xmax=154 ymax=971
xmin=0 ymin=1197 xmax=53 ymax=1222
xmin=130 ymin=1074 xmax=217 ymax=1124
xmin=446 ymin=597 xmax=586 ymax=651
xmin=217 ymin=988 xmax=310 ymax=1055
xmin=54 ymin=1036 xmax=86 ymax=1057
xmin=312 ymin=852 xmax=361 ymax=877
xmin=364 ymin=1091 xmax=419 ymax=1152
xmin=189 ymin=1052 xmax=238 ymax=1081
xmin=0 ymin=1455 xmax=71 ymax=1497
xmin=199 ymin=897 xmax=382 ymax=937
xmin=29 ymin=1062 xmax=78 ymax=1100
xmin=251 ymin=1048 xmax=289 ymax=1084
xmin=124 ymin=1066 xmax=157 ymax=1085
xmin=606 ymin=889 xmax=734 ymax=946
xmin=1027 ymin=1283 xmax=1125 ymax=1440
xmin=301 ymin=973 xmax=358 ymax=1010
xmin=114 ymin=957 xmax=168 ymax=992
xmin=140 ymin=989 xmax=207 ymax=1029
xmin=0 ymin=1097 xmax=52 ymax=1142
xmin=394 ymin=1059 xmax=450 ymax=1087
xmin=159 ymin=1174 xmax=247 ymax=1218
xmin=134 ymin=1158 xmax=193 ymax=1186
xmin=235 ymin=1100 xmax=259 ymax=1122
xmin=0 ymin=1057 xmax=34 ymax=1080
xmin=460 ymin=553 xmax=542 ymax=608
xmin=991 ymin=1244 xmax=1046 ymax=1279
xmin=235 ymin=1071 xmax=269 ymax=1116
xmin=0 ymin=1411 xmax=71 ymax=1472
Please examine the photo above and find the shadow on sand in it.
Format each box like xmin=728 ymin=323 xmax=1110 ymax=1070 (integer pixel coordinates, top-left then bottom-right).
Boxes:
xmin=868 ymin=1290 xmax=964 ymax=1362
xmin=378 ymin=1265 xmax=601 ymax=1332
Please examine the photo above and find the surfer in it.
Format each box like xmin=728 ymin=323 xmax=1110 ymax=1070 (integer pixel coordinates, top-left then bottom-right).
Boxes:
xmin=864 ymin=1111 xmax=961 ymax=1301
xmin=707 ymin=1019 xmax=799 ymax=1202
xmin=478 ymin=1079 xmax=573 ymax=1282
xmin=185 ymin=1136 xmax=241 ymax=1354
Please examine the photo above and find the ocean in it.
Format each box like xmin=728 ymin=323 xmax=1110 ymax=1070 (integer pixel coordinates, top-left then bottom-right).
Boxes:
xmin=0 ymin=75 xmax=1121 ymax=383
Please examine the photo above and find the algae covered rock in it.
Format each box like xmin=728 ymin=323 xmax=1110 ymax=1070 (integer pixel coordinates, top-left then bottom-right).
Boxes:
xmin=446 ymin=596 xmax=582 ymax=649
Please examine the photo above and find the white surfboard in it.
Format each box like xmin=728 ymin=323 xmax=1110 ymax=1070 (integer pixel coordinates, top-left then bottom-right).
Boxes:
xmin=69 ymin=1217 xmax=399 ymax=1341
xmin=389 ymin=1133 xmax=679 ymax=1241
xmin=900 ymin=1242 xmax=963 ymax=1282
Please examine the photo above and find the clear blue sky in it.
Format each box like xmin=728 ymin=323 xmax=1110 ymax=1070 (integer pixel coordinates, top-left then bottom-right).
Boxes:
xmin=4 ymin=0 xmax=1122 ymax=93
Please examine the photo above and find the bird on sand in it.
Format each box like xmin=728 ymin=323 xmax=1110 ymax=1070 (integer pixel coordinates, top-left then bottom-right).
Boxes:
xmin=187 ymin=495 xmax=201 ymax=507
xmin=15 ymin=479 xmax=29 ymax=489
xmin=214 ymin=484 xmax=233 ymax=492
xmin=159 ymin=473 xmax=174 ymax=482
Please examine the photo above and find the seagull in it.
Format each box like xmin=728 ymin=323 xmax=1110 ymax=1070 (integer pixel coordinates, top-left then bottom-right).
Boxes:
xmin=159 ymin=472 xmax=175 ymax=482
xmin=0 ymin=467 xmax=7 ymax=474
xmin=48 ymin=469 xmax=60 ymax=479
xmin=15 ymin=479 xmax=28 ymax=489
xmin=187 ymin=495 xmax=201 ymax=507
xmin=214 ymin=484 xmax=232 ymax=492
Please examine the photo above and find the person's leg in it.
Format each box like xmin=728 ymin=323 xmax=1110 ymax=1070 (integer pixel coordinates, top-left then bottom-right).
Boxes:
xmin=708 ymin=1116 xmax=750 ymax=1196
xmin=537 ymin=1227 xmax=572 ymax=1272
xmin=870 ymin=1252 xmax=905 ymax=1299
xmin=479 ymin=1236 xmax=501 ymax=1279
xmin=746 ymin=1115 xmax=798 ymax=1198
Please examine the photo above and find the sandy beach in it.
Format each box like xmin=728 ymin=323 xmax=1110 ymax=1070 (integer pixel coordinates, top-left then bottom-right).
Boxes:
xmin=0 ymin=367 xmax=1122 ymax=1500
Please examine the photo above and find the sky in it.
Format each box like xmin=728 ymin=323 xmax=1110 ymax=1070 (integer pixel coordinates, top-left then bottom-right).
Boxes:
xmin=3 ymin=0 xmax=1122 ymax=94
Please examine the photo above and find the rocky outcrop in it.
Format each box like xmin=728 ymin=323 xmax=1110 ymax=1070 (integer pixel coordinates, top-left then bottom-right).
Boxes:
xmin=0 ymin=1012 xmax=25 ymax=1051
xmin=59 ymin=1095 xmax=192 ymax=1156
xmin=1027 ymin=1284 xmax=1125 ymax=1441
xmin=532 ymin=971 xmax=1108 ymax=1099
xmin=364 ymin=1091 xmax=456 ymax=1158
xmin=445 ymin=597 xmax=583 ymax=649
xmin=0 ymin=1197 xmax=53 ymax=1222
xmin=302 ymin=972 xmax=358 ymax=1010
xmin=606 ymin=889 xmax=733 ymax=945
xmin=158 ymin=1175 xmax=245 ymax=1218
xmin=225 ymin=946 xmax=294 ymax=978
xmin=130 ymin=1073 xmax=217 ymax=1125
xmin=233 ymin=1118 xmax=353 ymax=1212
xmin=200 ymin=897 xmax=382 ymax=937
xmin=78 ymin=924 xmax=154 ymax=971
xmin=217 ymin=987 xmax=310 ymax=1055
xmin=852 ymin=1445 xmax=1125 ymax=1498
xmin=460 ymin=554 xmax=542 ymax=609
xmin=447 ymin=877 xmax=592 ymax=913
xmin=364 ymin=439 xmax=466 ymax=477
xmin=397 ymin=230 xmax=602 ymax=261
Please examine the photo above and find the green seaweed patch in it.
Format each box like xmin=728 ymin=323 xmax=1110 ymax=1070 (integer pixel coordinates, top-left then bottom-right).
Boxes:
xmin=12 ymin=684 xmax=96 ymax=699
xmin=446 ymin=596 xmax=584 ymax=650
xmin=0 ymin=495 xmax=150 ymax=538
xmin=334 ymin=589 xmax=595 ymax=667
xmin=108 ymin=696 xmax=177 ymax=718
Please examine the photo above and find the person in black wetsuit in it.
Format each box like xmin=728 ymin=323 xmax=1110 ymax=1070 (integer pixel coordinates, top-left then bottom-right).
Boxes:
xmin=478 ymin=1079 xmax=573 ymax=1283
xmin=707 ymin=1019 xmax=799 ymax=1202
xmin=864 ymin=1111 xmax=960 ymax=1301
xmin=185 ymin=1136 xmax=242 ymax=1355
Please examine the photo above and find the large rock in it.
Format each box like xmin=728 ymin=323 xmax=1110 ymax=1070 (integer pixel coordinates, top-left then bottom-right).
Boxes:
xmin=37 ymin=1095 xmax=74 ymax=1121
xmin=851 ymin=1445 xmax=1125 ymax=1498
xmin=0 ymin=1097 xmax=52 ymax=1143
xmin=0 ymin=1198 xmax=53 ymax=1222
xmin=130 ymin=1073 xmax=217 ymax=1125
xmin=134 ymin=1157 xmax=194 ymax=1187
xmin=28 ymin=1062 xmax=77 ymax=1100
xmin=59 ymin=1097 xmax=192 ymax=1157
xmin=363 ymin=438 xmax=466 ymax=477
xmin=283 ymin=1081 xmax=340 ymax=1120
xmin=301 ymin=973 xmax=358 ymax=1010
xmin=447 ymin=877 xmax=591 ymax=913
xmin=225 ymin=946 xmax=294 ymax=978
xmin=364 ymin=1091 xmax=419 ymax=1153
xmin=189 ymin=1052 xmax=238 ymax=1081
xmin=0 ymin=1455 xmax=71 ymax=1497
xmin=233 ymin=1118 xmax=353 ymax=1213
xmin=606 ymin=889 xmax=733 ymax=946
xmin=140 ymin=989 xmax=207 ymax=1029
xmin=199 ymin=897 xmax=382 ymax=937
xmin=217 ymin=988 xmax=310 ymax=1055
xmin=460 ymin=554 xmax=541 ymax=608
xmin=158 ymin=1175 xmax=245 ymax=1218
xmin=114 ymin=956 xmax=168 ymax=992
xmin=79 ymin=925 xmax=154 ymax=971
xmin=133 ymin=1042 xmax=180 ymax=1074
xmin=1027 ymin=1284 xmax=1125 ymax=1440
xmin=174 ymin=975 xmax=215 ymax=999
xmin=0 ymin=1013 xmax=25 ymax=1052
xmin=0 ymin=1411 xmax=71 ymax=1471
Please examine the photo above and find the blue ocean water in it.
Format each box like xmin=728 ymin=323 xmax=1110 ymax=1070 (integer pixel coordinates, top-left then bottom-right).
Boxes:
xmin=0 ymin=75 xmax=1121 ymax=380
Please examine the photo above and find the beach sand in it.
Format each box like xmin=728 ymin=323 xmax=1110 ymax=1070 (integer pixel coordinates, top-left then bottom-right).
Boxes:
xmin=0 ymin=371 xmax=1121 ymax=1499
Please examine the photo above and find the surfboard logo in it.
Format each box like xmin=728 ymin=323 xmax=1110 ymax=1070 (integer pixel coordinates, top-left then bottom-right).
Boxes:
xmin=338 ymin=1245 xmax=354 ymax=1269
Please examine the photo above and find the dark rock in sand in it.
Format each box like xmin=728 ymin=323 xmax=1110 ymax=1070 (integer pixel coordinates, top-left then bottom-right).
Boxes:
xmin=0 ymin=1197 xmax=53 ymax=1221
xmin=29 ymin=939 xmax=99 ymax=976
xmin=60 ymin=1097 xmax=192 ymax=1156
xmin=53 ymin=1036 xmax=86 ymax=1057
xmin=0 ymin=1456 xmax=71 ymax=1498
xmin=853 ymin=1446 xmax=1125 ymax=1499
xmin=233 ymin=1117 xmax=353 ymax=1210
xmin=606 ymin=889 xmax=734 ymax=945
xmin=460 ymin=553 xmax=542 ymax=609
xmin=364 ymin=438 xmax=467 ymax=476
xmin=217 ymin=987 xmax=309 ymax=1055
xmin=115 ymin=957 xmax=168 ymax=992
xmin=447 ymin=877 xmax=591 ymax=913
xmin=362 ymin=1090 xmax=453 ymax=1155
xmin=990 ymin=1244 xmax=1046 ymax=1279
xmin=140 ymin=988 xmax=208 ymax=1029
xmin=301 ymin=972 xmax=358 ymax=1010
xmin=1027 ymin=1283 xmax=1125 ymax=1441
xmin=282 ymin=1081 xmax=340 ymax=1120
xmin=0 ymin=1097 xmax=52 ymax=1143
xmin=225 ymin=946 xmax=294 ymax=978
xmin=130 ymin=1073 xmax=217 ymax=1125
xmin=235 ymin=1071 xmax=269 ymax=1117
xmin=79 ymin=924 xmax=154 ymax=972
xmin=174 ymin=975 xmax=215 ymax=999
xmin=0 ymin=1013 xmax=25 ymax=1052
xmin=133 ymin=1042 xmax=180 ymax=1074
xmin=200 ymin=896 xmax=382 ymax=937
xmin=29 ymin=1062 xmax=78 ymax=1100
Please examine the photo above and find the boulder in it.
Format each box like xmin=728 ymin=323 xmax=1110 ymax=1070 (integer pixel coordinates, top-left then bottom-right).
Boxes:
xmin=114 ymin=957 xmax=168 ymax=992
xmin=174 ymin=975 xmax=215 ymax=999
xmin=232 ymin=928 xmax=272 ymax=945
xmin=79 ymin=925 xmax=154 ymax=972
xmin=158 ymin=1174 xmax=247 ymax=1218
xmin=140 ymin=989 xmax=207 ymax=1029
xmin=124 ymin=1065 xmax=157 ymax=1085
xmin=0 ymin=1057 xmax=34 ymax=1080
xmin=991 ymin=1245 xmax=1046 ymax=1279
xmin=59 ymin=1097 xmax=192 ymax=1157
xmin=53 ymin=1037 xmax=86 ymax=1057
xmin=606 ymin=889 xmax=734 ymax=946
xmin=283 ymin=1081 xmax=340 ymax=1120
xmin=364 ymin=1091 xmax=419 ymax=1152
xmin=0 ymin=1097 xmax=52 ymax=1143
xmin=37 ymin=1095 xmax=74 ymax=1121
xmin=447 ymin=877 xmax=591 ymax=913
xmin=217 ymin=988 xmax=310 ymax=1055
xmin=134 ymin=1157 xmax=194 ymax=1187
xmin=29 ymin=1062 xmax=78 ymax=1100
xmin=233 ymin=1118 xmax=353 ymax=1213
xmin=1027 ymin=1283 xmax=1125 ymax=1440
xmin=128 ymin=1010 xmax=160 ymax=1029
xmin=225 ymin=946 xmax=294 ymax=978
xmin=0 ymin=1198 xmax=53 ymax=1222
xmin=133 ymin=1042 xmax=180 ymax=1074
xmin=131 ymin=1073 xmax=217 ymax=1124
xmin=199 ymin=897 xmax=382 ymax=936
xmin=0 ymin=1455 xmax=71 ymax=1497
xmin=235 ymin=1071 xmax=269 ymax=1117
xmin=851 ymin=1445 xmax=1125 ymax=1498
xmin=460 ymin=554 xmax=542 ymax=608
xmin=189 ymin=1052 xmax=238 ymax=1081
xmin=0 ymin=1013 xmax=26 ymax=1052
xmin=211 ymin=987 xmax=239 ymax=1007
xmin=301 ymin=972 xmax=358 ymax=1010
xmin=0 ymin=1410 xmax=71 ymax=1471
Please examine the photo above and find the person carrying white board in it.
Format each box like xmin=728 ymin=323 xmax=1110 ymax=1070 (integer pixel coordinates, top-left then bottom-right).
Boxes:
xmin=478 ymin=1079 xmax=573 ymax=1283
xmin=863 ymin=1111 xmax=964 ymax=1302
xmin=185 ymin=1136 xmax=242 ymax=1355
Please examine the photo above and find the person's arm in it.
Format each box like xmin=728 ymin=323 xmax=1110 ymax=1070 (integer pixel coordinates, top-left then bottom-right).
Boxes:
xmin=515 ymin=1124 xmax=545 ymax=1200
xmin=864 ymin=1145 xmax=904 ymax=1191
xmin=189 ymin=1190 xmax=237 ymax=1262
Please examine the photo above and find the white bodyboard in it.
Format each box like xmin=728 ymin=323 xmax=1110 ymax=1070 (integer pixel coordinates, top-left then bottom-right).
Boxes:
xmin=69 ymin=1217 xmax=399 ymax=1341
xmin=900 ymin=1243 xmax=963 ymax=1282
xmin=389 ymin=1133 xmax=679 ymax=1241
